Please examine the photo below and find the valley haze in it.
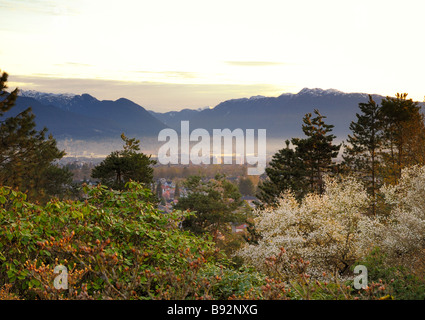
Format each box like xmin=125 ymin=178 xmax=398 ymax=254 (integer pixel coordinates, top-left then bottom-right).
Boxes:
xmin=10 ymin=87 xmax=424 ymax=160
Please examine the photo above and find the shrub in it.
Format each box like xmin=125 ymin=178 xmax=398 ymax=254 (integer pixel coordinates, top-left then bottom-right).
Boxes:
xmin=200 ymin=265 xmax=265 ymax=300
xmin=379 ymin=165 xmax=425 ymax=268
xmin=354 ymin=248 xmax=425 ymax=300
xmin=0 ymin=182 xmax=227 ymax=299
xmin=236 ymin=175 xmax=379 ymax=276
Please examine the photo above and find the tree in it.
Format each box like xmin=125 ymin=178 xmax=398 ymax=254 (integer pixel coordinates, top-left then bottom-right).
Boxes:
xmin=156 ymin=180 xmax=163 ymax=199
xmin=174 ymin=174 xmax=248 ymax=243
xmin=379 ymin=93 xmax=425 ymax=184
xmin=343 ymin=95 xmax=383 ymax=214
xmin=238 ymin=176 xmax=255 ymax=196
xmin=0 ymin=72 xmax=18 ymax=114
xmin=237 ymin=175 xmax=376 ymax=276
xmin=401 ymin=114 xmax=425 ymax=167
xmin=292 ymin=109 xmax=341 ymax=194
xmin=379 ymin=165 xmax=425 ymax=267
xmin=91 ymin=133 xmax=155 ymax=190
xmin=257 ymin=140 xmax=306 ymax=206
xmin=258 ymin=110 xmax=339 ymax=207
xmin=0 ymin=71 xmax=72 ymax=202
xmin=0 ymin=181 xmax=232 ymax=300
xmin=174 ymin=182 xmax=180 ymax=199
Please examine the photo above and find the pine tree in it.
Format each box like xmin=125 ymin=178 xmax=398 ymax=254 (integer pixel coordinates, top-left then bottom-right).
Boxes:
xmin=342 ymin=95 xmax=382 ymax=214
xmin=292 ymin=109 xmax=340 ymax=194
xmin=0 ymin=71 xmax=72 ymax=202
xmin=379 ymin=93 xmax=424 ymax=184
xmin=91 ymin=133 xmax=155 ymax=190
xmin=257 ymin=140 xmax=306 ymax=205
xmin=238 ymin=176 xmax=255 ymax=196
xmin=258 ymin=110 xmax=339 ymax=206
xmin=0 ymin=72 xmax=18 ymax=115
xmin=174 ymin=174 xmax=247 ymax=242
xmin=156 ymin=181 xmax=163 ymax=199
xmin=174 ymin=182 xmax=180 ymax=199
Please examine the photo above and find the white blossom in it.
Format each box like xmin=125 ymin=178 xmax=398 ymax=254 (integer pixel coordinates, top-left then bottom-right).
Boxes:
xmin=236 ymin=175 xmax=381 ymax=276
xmin=379 ymin=165 xmax=425 ymax=262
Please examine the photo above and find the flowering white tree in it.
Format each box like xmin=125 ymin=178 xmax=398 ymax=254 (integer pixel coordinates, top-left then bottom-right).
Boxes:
xmin=379 ymin=165 xmax=425 ymax=265
xmin=236 ymin=175 xmax=381 ymax=276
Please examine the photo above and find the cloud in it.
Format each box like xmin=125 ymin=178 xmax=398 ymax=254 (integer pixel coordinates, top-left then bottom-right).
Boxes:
xmin=134 ymin=71 xmax=198 ymax=79
xmin=0 ymin=0 xmax=78 ymax=16
xmin=225 ymin=61 xmax=286 ymax=67
xmin=54 ymin=62 xmax=93 ymax=67
xmin=8 ymin=74 xmax=289 ymax=112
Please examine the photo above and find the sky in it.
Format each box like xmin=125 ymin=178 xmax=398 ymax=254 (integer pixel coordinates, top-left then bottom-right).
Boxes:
xmin=1 ymin=0 xmax=425 ymax=112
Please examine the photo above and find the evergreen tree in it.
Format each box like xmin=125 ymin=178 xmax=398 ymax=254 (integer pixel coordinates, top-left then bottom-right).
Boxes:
xmin=174 ymin=182 xmax=180 ymax=199
xmin=91 ymin=133 xmax=155 ymax=190
xmin=160 ymin=197 xmax=166 ymax=206
xmin=156 ymin=180 xmax=163 ymax=199
xmin=238 ymin=176 xmax=255 ymax=196
xmin=174 ymin=174 xmax=248 ymax=242
xmin=293 ymin=109 xmax=341 ymax=194
xmin=0 ymin=72 xmax=18 ymax=114
xmin=379 ymin=93 xmax=424 ymax=184
xmin=400 ymin=112 xmax=425 ymax=167
xmin=257 ymin=140 xmax=306 ymax=205
xmin=343 ymin=95 xmax=383 ymax=214
xmin=0 ymin=71 xmax=72 ymax=202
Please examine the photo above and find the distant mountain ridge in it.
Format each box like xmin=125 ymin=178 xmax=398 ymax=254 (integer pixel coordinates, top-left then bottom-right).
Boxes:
xmin=20 ymin=90 xmax=76 ymax=108
xmin=148 ymin=88 xmax=384 ymax=141
xmin=9 ymin=87 xmax=423 ymax=155
xmin=14 ymin=91 xmax=168 ymax=140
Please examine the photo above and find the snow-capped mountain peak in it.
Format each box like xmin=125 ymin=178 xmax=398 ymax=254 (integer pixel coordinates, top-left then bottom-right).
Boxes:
xmin=19 ymin=90 xmax=82 ymax=111
xmin=297 ymin=88 xmax=344 ymax=96
xmin=249 ymin=95 xmax=266 ymax=100
xmin=19 ymin=89 xmax=76 ymax=100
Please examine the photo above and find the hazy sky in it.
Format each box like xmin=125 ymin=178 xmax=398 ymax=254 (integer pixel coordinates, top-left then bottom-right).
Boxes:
xmin=1 ymin=0 xmax=424 ymax=111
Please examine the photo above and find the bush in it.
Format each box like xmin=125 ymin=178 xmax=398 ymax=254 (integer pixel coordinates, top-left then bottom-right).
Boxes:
xmin=354 ymin=248 xmax=425 ymax=300
xmin=236 ymin=175 xmax=378 ymax=276
xmin=200 ymin=265 xmax=265 ymax=299
xmin=0 ymin=182 xmax=229 ymax=299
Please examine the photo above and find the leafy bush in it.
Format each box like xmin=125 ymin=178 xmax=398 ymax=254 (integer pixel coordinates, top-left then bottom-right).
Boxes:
xmin=3 ymin=176 xmax=424 ymax=300
xmin=354 ymin=248 xmax=425 ymax=300
xmin=0 ymin=182 xmax=231 ymax=299
xmin=200 ymin=265 xmax=265 ymax=299
xmin=237 ymin=175 xmax=379 ymax=276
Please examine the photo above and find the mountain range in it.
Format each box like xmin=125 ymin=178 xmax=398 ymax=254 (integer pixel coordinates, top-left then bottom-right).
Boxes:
xmin=149 ymin=88 xmax=384 ymax=140
xmin=4 ymin=88 xmax=421 ymax=156
xmin=12 ymin=90 xmax=167 ymax=140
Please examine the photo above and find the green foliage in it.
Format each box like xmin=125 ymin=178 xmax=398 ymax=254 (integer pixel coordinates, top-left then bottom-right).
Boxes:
xmin=0 ymin=182 xmax=230 ymax=299
xmin=379 ymin=93 xmax=425 ymax=184
xmin=258 ymin=140 xmax=306 ymax=205
xmin=238 ymin=177 xmax=255 ymax=196
xmin=91 ymin=133 xmax=155 ymax=190
xmin=0 ymin=71 xmax=71 ymax=202
xmin=354 ymin=248 xmax=425 ymax=300
xmin=293 ymin=109 xmax=340 ymax=194
xmin=242 ymin=219 xmax=261 ymax=245
xmin=155 ymin=180 xmax=162 ymax=199
xmin=342 ymin=93 xmax=425 ymax=214
xmin=174 ymin=182 xmax=180 ymax=199
xmin=259 ymin=110 xmax=340 ymax=206
xmin=0 ymin=72 xmax=18 ymax=116
xmin=200 ymin=265 xmax=265 ymax=299
xmin=174 ymin=174 xmax=249 ymax=242
xmin=343 ymin=95 xmax=383 ymax=214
